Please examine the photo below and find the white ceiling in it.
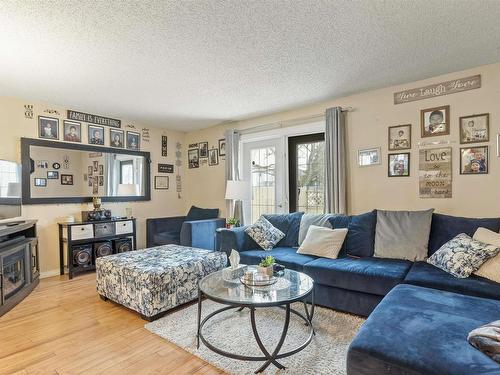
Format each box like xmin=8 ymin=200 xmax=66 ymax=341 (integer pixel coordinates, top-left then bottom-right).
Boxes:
xmin=1 ymin=1 xmax=500 ymax=131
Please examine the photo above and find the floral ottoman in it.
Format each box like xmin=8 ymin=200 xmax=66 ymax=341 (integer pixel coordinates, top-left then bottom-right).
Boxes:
xmin=96 ymin=244 xmax=227 ymax=320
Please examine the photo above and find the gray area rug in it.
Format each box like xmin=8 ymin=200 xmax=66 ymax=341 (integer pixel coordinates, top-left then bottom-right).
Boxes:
xmin=145 ymin=300 xmax=364 ymax=374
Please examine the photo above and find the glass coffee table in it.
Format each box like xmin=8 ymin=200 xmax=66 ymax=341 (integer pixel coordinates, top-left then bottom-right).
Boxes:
xmin=196 ymin=267 xmax=315 ymax=374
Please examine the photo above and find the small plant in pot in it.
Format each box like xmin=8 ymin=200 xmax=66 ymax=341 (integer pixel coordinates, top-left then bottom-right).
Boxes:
xmin=226 ymin=217 xmax=240 ymax=229
xmin=258 ymin=256 xmax=275 ymax=277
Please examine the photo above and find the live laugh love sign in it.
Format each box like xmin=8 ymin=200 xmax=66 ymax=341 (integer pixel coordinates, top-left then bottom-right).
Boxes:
xmin=419 ymin=147 xmax=452 ymax=198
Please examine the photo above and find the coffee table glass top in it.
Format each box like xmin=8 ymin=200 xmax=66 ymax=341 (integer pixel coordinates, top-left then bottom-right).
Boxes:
xmin=199 ymin=267 xmax=314 ymax=306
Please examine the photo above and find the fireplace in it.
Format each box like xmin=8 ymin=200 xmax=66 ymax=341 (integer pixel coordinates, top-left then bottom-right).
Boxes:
xmin=2 ymin=246 xmax=27 ymax=301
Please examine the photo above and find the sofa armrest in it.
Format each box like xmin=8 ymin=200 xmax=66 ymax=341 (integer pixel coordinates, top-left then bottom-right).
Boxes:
xmin=180 ymin=218 xmax=226 ymax=250
xmin=146 ymin=216 xmax=187 ymax=247
xmin=215 ymin=226 xmax=254 ymax=256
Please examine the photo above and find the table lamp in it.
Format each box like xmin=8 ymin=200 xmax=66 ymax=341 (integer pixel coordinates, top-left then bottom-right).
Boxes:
xmin=225 ymin=180 xmax=247 ymax=226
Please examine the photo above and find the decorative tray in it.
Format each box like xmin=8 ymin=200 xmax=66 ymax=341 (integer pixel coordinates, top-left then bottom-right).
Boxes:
xmin=240 ymin=274 xmax=278 ymax=287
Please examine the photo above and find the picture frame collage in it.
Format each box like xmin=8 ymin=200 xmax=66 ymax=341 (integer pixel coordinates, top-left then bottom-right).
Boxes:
xmin=188 ymin=138 xmax=225 ymax=169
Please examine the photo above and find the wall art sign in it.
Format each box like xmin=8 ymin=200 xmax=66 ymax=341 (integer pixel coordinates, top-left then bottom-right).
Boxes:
xmin=67 ymin=110 xmax=121 ymax=128
xmin=419 ymin=147 xmax=452 ymax=198
xmin=394 ymin=75 xmax=481 ymax=105
xmin=141 ymin=127 xmax=150 ymax=143
xmin=162 ymin=136 xmax=168 ymax=156
xmin=24 ymin=104 xmax=34 ymax=119
xmin=158 ymin=163 xmax=174 ymax=173
xmin=188 ymin=143 xmax=199 ymax=149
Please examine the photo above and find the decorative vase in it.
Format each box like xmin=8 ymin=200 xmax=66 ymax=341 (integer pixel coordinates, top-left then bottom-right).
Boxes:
xmin=257 ymin=265 xmax=274 ymax=277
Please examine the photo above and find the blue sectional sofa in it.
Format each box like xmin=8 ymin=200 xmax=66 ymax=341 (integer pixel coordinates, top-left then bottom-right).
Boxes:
xmin=215 ymin=211 xmax=500 ymax=375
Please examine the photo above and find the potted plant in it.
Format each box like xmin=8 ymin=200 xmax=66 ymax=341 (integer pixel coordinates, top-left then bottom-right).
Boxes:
xmin=226 ymin=217 xmax=240 ymax=229
xmin=258 ymin=256 xmax=275 ymax=277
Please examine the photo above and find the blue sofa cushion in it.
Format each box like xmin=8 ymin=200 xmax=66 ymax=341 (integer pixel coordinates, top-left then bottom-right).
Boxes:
xmin=428 ymin=213 xmax=500 ymax=255
xmin=303 ymin=257 xmax=412 ymax=296
xmin=186 ymin=206 xmax=219 ymax=221
xmin=239 ymin=247 xmax=317 ymax=271
xmin=327 ymin=214 xmax=351 ymax=257
xmin=347 ymin=284 xmax=500 ymax=375
xmin=154 ymin=231 xmax=180 ymax=245
xmin=345 ymin=210 xmax=377 ymax=257
xmin=404 ymin=261 xmax=500 ymax=301
xmin=263 ymin=212 xmax=304 ymax=247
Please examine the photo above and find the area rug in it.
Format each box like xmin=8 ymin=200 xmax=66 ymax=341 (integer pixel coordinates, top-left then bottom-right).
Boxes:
xmin=145 ymin=300 xmax=365 ymax=374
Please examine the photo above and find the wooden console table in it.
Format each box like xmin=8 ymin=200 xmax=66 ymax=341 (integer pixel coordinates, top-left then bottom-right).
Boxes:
xmin=58 ymin=218 xmax=137 ymax=279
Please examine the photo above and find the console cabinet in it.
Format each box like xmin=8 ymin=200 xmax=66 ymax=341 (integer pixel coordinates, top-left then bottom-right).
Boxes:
xmin=58 ymin=218 xmax=137 ymax=279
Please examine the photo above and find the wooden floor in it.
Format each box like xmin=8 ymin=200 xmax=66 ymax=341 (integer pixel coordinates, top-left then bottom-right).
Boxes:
xmin=0 ymin=273 xmax=225 ymax=375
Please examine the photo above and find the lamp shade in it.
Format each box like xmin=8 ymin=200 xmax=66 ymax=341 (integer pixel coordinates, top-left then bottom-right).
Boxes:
xmin=117 ymin=184 xmax=138 ymax=196
xmin=225 ymin=180 xmax=248 ymax=200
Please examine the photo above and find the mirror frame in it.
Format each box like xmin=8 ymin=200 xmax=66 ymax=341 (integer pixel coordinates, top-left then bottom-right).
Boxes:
xmin=21 ymin=137 xmax=151 ymax=204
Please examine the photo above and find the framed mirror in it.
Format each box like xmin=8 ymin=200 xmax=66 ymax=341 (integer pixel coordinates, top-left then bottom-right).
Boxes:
xmin=21 ymin=138 xmax=151 ymax=204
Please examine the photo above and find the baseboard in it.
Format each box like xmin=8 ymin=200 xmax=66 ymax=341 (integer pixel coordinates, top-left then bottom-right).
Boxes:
xmin=40 ymin=269 xmax=60 ymax=279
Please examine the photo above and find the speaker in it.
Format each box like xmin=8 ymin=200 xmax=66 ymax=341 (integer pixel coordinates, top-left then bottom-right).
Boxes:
xmin=72 ymin=244 xmax=92 ymax=268
xmin=115 ymin=238 xmax=133 ymax=253
xmin=93 ymin=241 xmax=113 ymax=259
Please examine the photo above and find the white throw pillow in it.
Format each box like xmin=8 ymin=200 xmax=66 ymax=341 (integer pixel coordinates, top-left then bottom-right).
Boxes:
xmin=473 ymin=227 xmax=500 ymax=283
xmin=297 ymin=225 xmax=348 ymax=259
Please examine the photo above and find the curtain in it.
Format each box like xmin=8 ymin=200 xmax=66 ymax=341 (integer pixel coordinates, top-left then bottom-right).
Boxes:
xmin=324 ymin=107 xmax=347 ymax=214
xmin=224 ymin=128 xmax=240 ymax=219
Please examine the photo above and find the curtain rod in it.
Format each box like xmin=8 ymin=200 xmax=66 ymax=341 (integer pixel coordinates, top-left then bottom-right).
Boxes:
xmin=238 ymin=106 xmax=353 ymax=135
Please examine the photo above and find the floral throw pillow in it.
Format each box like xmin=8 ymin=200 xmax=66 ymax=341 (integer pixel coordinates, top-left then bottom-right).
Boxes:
xmin=245 ymin=216 xmax=285 ymax=251
xmin=427 ymin=233 xmax=500 ymax=278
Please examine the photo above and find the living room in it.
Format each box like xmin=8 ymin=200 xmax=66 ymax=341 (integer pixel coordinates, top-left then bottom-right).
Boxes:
xmin=0 ymin=1 xmax=499 ymax=374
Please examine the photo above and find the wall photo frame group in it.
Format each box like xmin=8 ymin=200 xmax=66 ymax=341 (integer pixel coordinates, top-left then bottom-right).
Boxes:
xmin=38 ymin=116 xmax=59 ymax=140
xmin=459 ymin=113 xmax=489 ymax=144
xmin=420 ymin=105 xmax=450 ymax=138
xmin=388 ymin=153 xmax=410 ymax=177
xmin=388 ymin=124 xmax=411 ymax=151
xmin=460 ymin=146 xmax=488 ymax=175
xmin=63 ymin=120 xmax=81 ymax=142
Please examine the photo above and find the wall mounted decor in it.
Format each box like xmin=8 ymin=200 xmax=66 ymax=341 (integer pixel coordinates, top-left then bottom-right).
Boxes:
xmin=188 ymin=143 xmax=199 ymax=148
xmin=421 ymin=105 xmax=450 ymax=138
xmin=110 ymin=129 xmax=124 ymax=148
xmin=44 ymin=109 xmax=60 ymax=115
xmin=162 ymin=136 xmax=168 ymax=156
xmin=388 ymin=124 xmax=411 ymax=150
xmin=67 ymin=110 xmax=121 ymax=128
xmin=93 ymin=161 xmax=99 ymax=172
xmin=38 ymin=116 xmax=59 ymax=140
xmin=219 ymin=139 xmax=226 ymax=156
xmin=459 ymin=113 xmax=489 ymax=144
xmin=154 ymin=176 xmax=169 ymax=189
xmin=126 ymin=131 xmax=140 ymax=150
xmin=61 ymin=174 xmax=74 ymax=185
xmin=47 ymin=171 xmax=59 ymax=179
xmin=24 ymin=104 xmax=34 ymax=119
xmin=34 ymin=178 xmax=47 ymax=187
xmin=358 ymin=147 xmax=381 ymax=166
xmin=497 ymin=134 xmax=500 ymax=157
xmin=199 ymin=142 xmax=208 ymax=158
xmin=98 ymin=165 xmax=104 ymax=175
xmin=419 ymin=147 xmax=452 ymax=198
xmin=88 ymin=125 xmax=105 ymax=145
xmin=141 ymin=128 xmax=150 ymax=143
xmin=394 ymin=75 xmax=481 ymax=104
xmin=460 ymin=146 xmax=488 ymax=174
xmin=63 ymin=120 xmax=81 ymax=142
xmin=36 ymin=161 xmax=48 ymax=169
xmin=53 ymin=162 xmax=61 ymax=170
xmin=188 ymin=149 xmax=199 ymax=168
xmin=158 ymin=164 xmax=174 ymax=173
xmin=208 ymin=148 xmax=219 ymax=166
xmin=388 ymin=153 xmax=410 ymax=177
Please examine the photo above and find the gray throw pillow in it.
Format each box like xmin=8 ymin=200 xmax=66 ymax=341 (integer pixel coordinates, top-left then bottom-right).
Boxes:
xmin=374 ymin=209 xmax=434 ymax=261
xmin=427 ymin=233 xmax=500 ymax=278
xmin=298 ymin=214 xmax=333 ymax=245
xmin=245 ymin=216 xmax=285 ymax=251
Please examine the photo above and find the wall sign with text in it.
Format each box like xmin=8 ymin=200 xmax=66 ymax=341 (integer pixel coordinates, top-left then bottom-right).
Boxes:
xmin=419 ymin=147 xmax=452 ymax=198
xmin=67 ymin=110 xmax=121 ymax=128
xmin=158 ymin=163 xmax=174 ymax=173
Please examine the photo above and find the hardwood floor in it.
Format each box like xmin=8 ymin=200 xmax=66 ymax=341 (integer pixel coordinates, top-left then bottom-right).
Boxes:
xmin=0 ymin=273 xmax=225 ymax=375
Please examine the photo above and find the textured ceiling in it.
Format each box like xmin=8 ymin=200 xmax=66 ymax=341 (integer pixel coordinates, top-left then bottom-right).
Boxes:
xmin=1 ymin=1 xmax=500 ymax=131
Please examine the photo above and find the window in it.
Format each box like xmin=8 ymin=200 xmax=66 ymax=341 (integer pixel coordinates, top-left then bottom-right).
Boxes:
xmin=288 ymin=133 xmax=325 ymax=213
xmin=250 ymin=146 xmax=276 ymax=222
xmin=0 ymin=160 xmax=20 ymax=197
xmin=120 ymin=160 xmax=134 ymax=184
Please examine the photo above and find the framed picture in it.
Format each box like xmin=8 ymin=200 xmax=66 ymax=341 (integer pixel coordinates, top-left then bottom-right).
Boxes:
xmin=92 ymin=184 xmax=99 ymax=195
xmin=98 ymin=165 xmax=104 ymax=175
xmin=158 ymin=164 xmax=174 ymax=173
xmin=126 ymin=131 xmax=140 ymax=150
xmin=99 ymin=175 xmax=104 ymax=186
xmin=93 ymin=161 xmax=98 ymax=172
xmin=154 ymin=176 xmax=169 ymax=189
xmin=88 ymin=165 xmax=93 ymax=175
xmin=110 ymin=129 xmax=125 ymax=148
xmin=88 ymin=176 xmax=93 ymax=187
xmin=199 ymin=142 xmax=208 ymax=158
xmin=88 ymin=125 xmax=105 ymax=145
xmin=162 ymin=135 xmax=168 ymax=156
xmin=47 ymin=171 xmax=59 ymax=179
xmin=388 ymin=153 xmax=410 ymax=177
xmin=63 ymin=120 xmax=81 ymax=142
xmin=38 ymin=116 xmax=59 ymax=140
xmin=460 ymin=146 xmax=488 ymax=174
xmin=61 ymin=174 xmax=74 ymax=185
xmin=358 ymin=147 xmax=381 ymax=166
xmin=188 ymin=149 xmax=199 ymax=168
xmin=52 ymin=162 xmax=61 ymax=170
xmin=459 ymin=113 xmax=489 ymax=144
xmin=219 ymin=139 xmax=226 ymax=156
xmin=420 ymin=105 xmax=450 ymax=138
xmin=208 ymin=148 xmax=219 ymax=166
xmin=388 ymin=124 xmax=411 ymax=150
xmin=34 ymin=178 xmax=47 ymax=187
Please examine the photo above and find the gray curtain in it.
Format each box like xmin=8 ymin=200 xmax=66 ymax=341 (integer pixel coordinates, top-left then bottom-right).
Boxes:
xmin=224 ymin=128 xmax=240 ymax=217
xmin=324 ymin=107 xmax=347 ymax=214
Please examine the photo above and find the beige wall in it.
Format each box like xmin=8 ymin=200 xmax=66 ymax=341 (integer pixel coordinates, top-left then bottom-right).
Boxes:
xmin=0 ymin=96 xmax=186 ymax=277
xmin=185 ymin=62 xmax=500 ymax=219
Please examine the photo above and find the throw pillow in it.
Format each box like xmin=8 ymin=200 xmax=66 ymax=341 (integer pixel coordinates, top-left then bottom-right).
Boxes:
xmin=245 ymin=216 xmax=285 ymax=251
xmin=298 ymin=214 xmax=333 ymax=245
xmin=374 ymin=209 xmax=434 ymax=261
xmin=427 ymin=233 xmax=500 ymax=278
xmin=297 ymin=225 xmax=348 ymax=259
xmin=344 ymin=210 xmax=377 ymax=257
xmin=473 ymin=227 xmax=500 ymax=283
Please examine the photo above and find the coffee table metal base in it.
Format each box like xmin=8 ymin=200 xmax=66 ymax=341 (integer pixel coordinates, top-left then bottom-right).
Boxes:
xmin=196 ymin=289 xmax=315 ymax=374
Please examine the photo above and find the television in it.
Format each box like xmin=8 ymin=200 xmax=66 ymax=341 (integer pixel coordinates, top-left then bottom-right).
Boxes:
xmin=0 ymin=160 xmax=22 ymax=220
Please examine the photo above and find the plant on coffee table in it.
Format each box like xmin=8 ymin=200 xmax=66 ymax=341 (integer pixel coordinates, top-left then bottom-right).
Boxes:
xmin=258 ymin=256 xmax=275 ymax=277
